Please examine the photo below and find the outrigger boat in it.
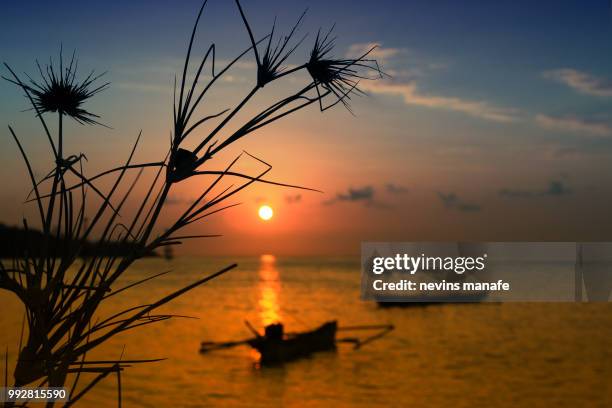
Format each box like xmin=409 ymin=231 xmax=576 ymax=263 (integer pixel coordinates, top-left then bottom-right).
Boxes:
xmin=248 ymin=321 xmax=337 ymax=364
xmin=200 ymin=320 xmax=394 ymax=365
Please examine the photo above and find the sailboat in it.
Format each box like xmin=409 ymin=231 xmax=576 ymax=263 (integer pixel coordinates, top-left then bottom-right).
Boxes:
xmin=574 ymin=242 xmax=612 ymax=302
xmin=575 ymin=243 xmax=583 ymax=301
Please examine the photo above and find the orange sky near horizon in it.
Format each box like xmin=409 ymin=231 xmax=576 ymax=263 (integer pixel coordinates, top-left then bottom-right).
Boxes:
xmin=2 ymin=83 xmax=612 ymax=256
xmin=2 ymin=1 xmax=612 ymax=256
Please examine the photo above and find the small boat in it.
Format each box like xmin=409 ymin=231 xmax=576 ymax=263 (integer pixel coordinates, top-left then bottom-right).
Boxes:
xmin=247 ymin=321 xmax=337 ymax=364
xmin=200 ymin=321 xmax=393 ymax=365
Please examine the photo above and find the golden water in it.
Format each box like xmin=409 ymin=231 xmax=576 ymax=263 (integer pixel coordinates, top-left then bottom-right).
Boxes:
xmin=1 ymin=256 xmax=610 ymax=407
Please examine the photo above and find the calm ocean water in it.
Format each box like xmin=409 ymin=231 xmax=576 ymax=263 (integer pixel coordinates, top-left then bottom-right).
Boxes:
xmin=1 ymin=256 xmax=611 ymax=407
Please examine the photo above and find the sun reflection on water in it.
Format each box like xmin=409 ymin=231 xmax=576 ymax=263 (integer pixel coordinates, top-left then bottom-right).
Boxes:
xmin=258 ymin=254 xmax=281 ymax=327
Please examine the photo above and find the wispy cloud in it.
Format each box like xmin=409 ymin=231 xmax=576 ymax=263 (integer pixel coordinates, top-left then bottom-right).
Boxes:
xmin=500 ymin=180 xmax=571 ymax=198
xmin=112 ymin=58 xmax=252 ymax=94
xmin=347 ymin=43 xmax=446 ymax=77
xmin=347 ymin=42 xmax=402 ymax=62
xmin=165 ymin=194 xmax=196 ymax=205
xmin=115 ymin=82 xmax=172 ymax=94
xmin=325 ymin=186 xmax=375 ymax=206
xmin=543 ymin=69 xmax=612 ymax=97
xmin=535 ymin=114 xmax=612 ymax=137
xmin=337 ymin=186 xmax=375 ymax=201
xmin=362 ymin=80 xmax=520 ymax=123
xmin=115 ymin=72 xmax=247 ymax=94
xmin=345 ymin=42 xmax=517 ymax=123
xmin=112 ymin=59 xmax=255 ymax=77
xmin=437 ymin=192 xmax=482 ymax=212
xmin=324 ymin=184 xmax=411 ymax=207
xmin=285 ymin=194 xmax=302 ymax=204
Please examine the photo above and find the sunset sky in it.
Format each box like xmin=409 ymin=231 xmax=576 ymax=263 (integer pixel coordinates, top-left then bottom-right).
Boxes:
xmin=1 ymin=0 xmax=612 ymax=255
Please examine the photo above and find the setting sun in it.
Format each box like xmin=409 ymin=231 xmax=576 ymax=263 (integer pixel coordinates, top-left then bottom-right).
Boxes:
xmin=258 ymin=205 xmax=274 ymax=221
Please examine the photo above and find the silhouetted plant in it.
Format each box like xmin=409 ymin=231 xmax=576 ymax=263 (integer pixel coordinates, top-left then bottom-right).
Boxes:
xmin=0 ymin=0 xmax=381 ymax=406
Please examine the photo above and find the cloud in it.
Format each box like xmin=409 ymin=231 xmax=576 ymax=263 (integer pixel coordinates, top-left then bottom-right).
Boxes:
xmin=165 ymin=194 xmax=196 ymax=205
xmin=535 ymin=114 xmax=612 ymax=137
xmin=346 ymin=43 xmax=446 ymax=78
xmin=386 ymin=183 xmax=409 ymax=194
xmin=115 ymin=82 xmax=171 ymax=94
xmin=112 ymin=58 xmax=252 ymax=94
xmin=325 ymin=184 xmax=412 ymax=208
xmin=285 ymin=194 xmax=302 ymax=204
xmin=346 ymin=43 xmax=516 ymax=123
xmin=500 ymin=180 xmax=571 ymax=198
xmin=115 ymin=72 xmax=246 ymax=94
xmin=325 ymin=186 xmax=376 ymax=205
xmin=347 ymin=43 xmax=402 ymax=62
xmin=437 ymin=192 xmax=482 ymax=212
xmin=114 ymin=59 xmax=255 ymax=77
xmin=361 ymin=80 xmax=520 ymax=123
xmin=337 ymin=186 xmax=374 ymax=201
xmin=543 ymin=69 xmax=612 ymax=97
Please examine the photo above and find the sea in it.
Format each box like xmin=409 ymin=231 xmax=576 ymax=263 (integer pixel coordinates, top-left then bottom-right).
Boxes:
xmin=0 ymin=256 xmax=610 ymax=407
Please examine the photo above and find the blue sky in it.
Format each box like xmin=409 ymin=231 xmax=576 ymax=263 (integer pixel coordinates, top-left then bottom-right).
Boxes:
xmin=1 ymin=1 xmax=612 ymax=254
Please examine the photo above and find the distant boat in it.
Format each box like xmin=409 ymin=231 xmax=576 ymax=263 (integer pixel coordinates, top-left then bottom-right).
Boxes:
xmin=377 ymin=291 xmax=489 ymax=308
xmin=376 ymin=242 xmax=489 ymax=307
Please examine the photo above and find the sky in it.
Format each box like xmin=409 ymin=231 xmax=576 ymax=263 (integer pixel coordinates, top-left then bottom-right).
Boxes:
xmin=1 ymin=0 xmax=612 ymax=255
